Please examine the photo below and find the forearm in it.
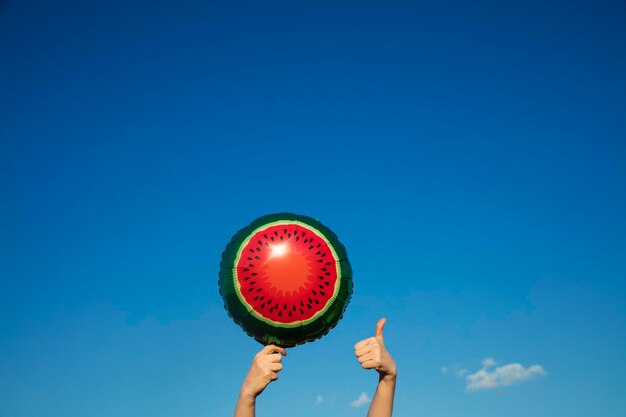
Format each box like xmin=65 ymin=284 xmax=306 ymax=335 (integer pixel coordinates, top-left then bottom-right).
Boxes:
xmin=234 ymin=344 xmax=286 ymax=417
xmin=234 ymin=391 xmax=256 ymax=417
xmin=367 ymin=374 xmax=396 ymax=417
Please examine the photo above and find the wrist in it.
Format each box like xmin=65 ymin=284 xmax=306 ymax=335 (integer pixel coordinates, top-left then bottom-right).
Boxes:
xmin=381 ymin=372 xmax=397 ymax=383
xmin=239 ymin=386 xmax=258 ymax=403
xmin=379 ymin=366 xmax=397 ymax=383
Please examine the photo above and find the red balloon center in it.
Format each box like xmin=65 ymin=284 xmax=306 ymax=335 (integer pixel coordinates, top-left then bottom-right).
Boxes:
xmin=263 ymin=243 xmax=312 ymax=295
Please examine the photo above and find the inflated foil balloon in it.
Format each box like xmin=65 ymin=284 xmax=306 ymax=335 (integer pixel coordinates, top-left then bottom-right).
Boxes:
xmin=219 ymin=213 xmax=353 ymax=347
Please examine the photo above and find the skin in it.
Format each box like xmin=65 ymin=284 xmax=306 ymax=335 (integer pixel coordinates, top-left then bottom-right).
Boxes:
xmin=354 ymin=318 xmax=397 ymax=417
xmin=234 ymin=344 xmax=287 ymax=417
xmin=234 ymin=318 xmax=397 ymax=417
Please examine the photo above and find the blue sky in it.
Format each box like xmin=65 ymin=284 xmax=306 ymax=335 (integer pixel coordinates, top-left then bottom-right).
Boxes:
xmin=1 ymin=1 xmax=625 ymax=416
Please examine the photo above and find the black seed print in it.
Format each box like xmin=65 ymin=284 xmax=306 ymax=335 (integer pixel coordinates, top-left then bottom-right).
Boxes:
xmin=320 ymin=291 xmax=325 ymax=296
xmin=261 ymin=303 xmax=265 ymax=308
xmin=244 ymin=277 xmax=250 ymax=280
xmin=325 ymin=272 xmax=330 ymax=276
xmin=321 ymin=253 xmax=326 ymax=257
xmin=314 ymin=299 xmax=319 ymax=304
xmin=316 ymin=251 xmax=321 ymax=255
xmin=300 ymin=301 xmax=304 ymax=306
xmin=312 ymin=290 xmax=317 ymax=295
xmin=251 ymin=272 xmax=257 ymax=276
xmin=256 ymin=289 xmax=262 ymax=293
xmin=250 ymin=249 xmax=255 ymax=253
xmin=303 ymin=238 xmax=308 ymax=244
xmin=264 ymin=242 xmax=269 ymax=247
xmin=308 ymin=298 xmax=313 ymax=303
xmin=300 ymin=308 xmax=304 ymax=314
xmin=288 ymin=311 xmax=292 ymax=317
xmin=296 ymin=236 xmax=300 ymax=241
xmin=317 ymin=259 xmax=323 ymax=263
xmin=324 ymin=282 xmax=330 ymax=286
xmin=267 ymin=299 xmax=272 ymax=305
xmin=318 ymin=284 xmax=324 ymax=289
xmin=270 ymin=236 xmax=274 ymax=242
xmin=280 ymin=236 xmax=283 ymax=241
xmin=260 ymin=296 xmax=265 ymax=300
xmin=318 ymin=276 xmax=324 ymax=279
xmin=254 ymin=296 xmax=258 ymax=301
xmin=317 ymin=244 xmax=321 ymax=248
xmin=243 ymin=268 xmax=249 ymax=272
xmin=321 ymin=268 xmax=327 ymax=271
xmin=258 ymin=240 xmax=263 ymax=245
xmin=269 ymin=307 xmax=273 ymax=312
xmin=256 ymin=247 xmax=261 ymax=252
xmin=255 ymin=256 xmax=260 ymax=260
xmin=309 ymin=245 xmax=314 ymax=250
xmin=278 ymin=311 xmax=282 ymax=316
xmin=248 ymin=288 xmax=254 ymax=292
xmin=264 ymin=234 xmax=268 ymax=239
xmin=274 ymin=231 xmax=278 ymax=236
xmin=250 ymin=281 xmax=256 ymax=285
xmin=249 ymin=264 xmax=254 ymax=267
xmin=288 ymin=233 xmax=291 ymax=238
xmin=283 ymin=229 xmax=287 ymax=234
xmin=292 ymin=305 xmax=296 ymax=311
xmin=325 ymin=262 xmax=331 ymax=265
xmin=283 ymin=304 xmax=287 ymax=310
xmin=307 ymin=304 xmax=312 ymax=309
xmin=247 ymin=257 xmax=252 ymax=260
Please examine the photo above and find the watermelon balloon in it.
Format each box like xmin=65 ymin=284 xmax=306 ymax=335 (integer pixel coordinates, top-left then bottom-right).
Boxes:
xmin=219 ymin=213 xmax=353 ymax=347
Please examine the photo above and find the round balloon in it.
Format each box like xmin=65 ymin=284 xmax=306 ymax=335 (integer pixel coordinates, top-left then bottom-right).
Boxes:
xmin=219 ymin=213 xmax=353 ymax=347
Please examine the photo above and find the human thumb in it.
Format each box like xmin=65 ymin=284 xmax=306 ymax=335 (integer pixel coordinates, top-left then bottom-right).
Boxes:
xmin=375 ymin=318 xmax=386 ymax=342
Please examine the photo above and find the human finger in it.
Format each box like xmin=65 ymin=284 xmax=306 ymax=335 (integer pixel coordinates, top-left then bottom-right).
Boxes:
xmin=375 ymin=318 xmax=386 ymax=343
xmin=267 ymin=353 xmax=284 ymax=363
xmin=361 ymin=359 xmax=377 ymax=369
xmin=261 ymin=344 xmax=278 ymax=354
xmin=357 ymin=352 xmax=376 ymax=364
xmin=269 ymin=362 xmax=283 ymax=372
xmin=261 ymin=345 xmax=287 ymax=356
xmin=355 ymin=343 xmax=379 ymax=358
xmin=273 ymin=346 xmax=287 ymax=356
xmin=354 ymin=337 xmax=377 ymax=351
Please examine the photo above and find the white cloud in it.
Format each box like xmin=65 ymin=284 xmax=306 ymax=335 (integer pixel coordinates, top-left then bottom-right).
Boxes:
xmin=350 ymin=392 xmax=371 ymax=408
xmin=441 ymin=363 xmax=467 ymax=377
xmin=466 ymin=362 xmax=546 ymax=391
xmin=482 ymin=357 xmax=496 ymax=368
xmin=315 ymin=395 xmax=324 ymax=405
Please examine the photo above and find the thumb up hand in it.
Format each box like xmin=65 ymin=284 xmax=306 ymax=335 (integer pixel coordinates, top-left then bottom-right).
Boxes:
xmin=354 ymin=318 xmax=397 ymax=381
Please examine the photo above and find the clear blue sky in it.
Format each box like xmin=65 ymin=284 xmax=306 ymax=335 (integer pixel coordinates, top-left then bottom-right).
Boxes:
xmin=1 ymin=1 xmax=625 ymax=416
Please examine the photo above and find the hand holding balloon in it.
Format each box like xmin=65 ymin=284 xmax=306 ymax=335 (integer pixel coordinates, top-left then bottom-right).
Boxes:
xmin=240 ymin=345 xmax=287 ymax=399
xmin=354 ymin=318 xmax=397 ymax=381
